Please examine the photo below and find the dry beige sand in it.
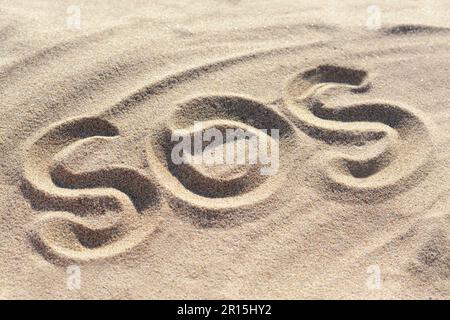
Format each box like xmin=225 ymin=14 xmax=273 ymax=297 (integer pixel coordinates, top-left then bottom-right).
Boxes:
xmin=0 ymin=0 xmax=449 ymax=299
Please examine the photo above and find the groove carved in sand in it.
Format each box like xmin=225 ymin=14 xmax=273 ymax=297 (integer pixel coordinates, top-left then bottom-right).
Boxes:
xmin=282 ymin=65 xmax=435 ymax=201
xmin=146 ymin=95 xmax=300 ymax=227
xmin=22 ymin=117 xmax=161 ymax=262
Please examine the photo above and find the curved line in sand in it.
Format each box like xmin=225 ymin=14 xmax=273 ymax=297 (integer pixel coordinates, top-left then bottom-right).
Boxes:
xmin=282 ymin=64 xmax=435 ymax=201
xmin=146 ymin=94 xmax=301 ymax=226
xmin=22 ymin=116 xmax=161 ymax=262
xmin=383 ymin=24 xmax=450 ymax=36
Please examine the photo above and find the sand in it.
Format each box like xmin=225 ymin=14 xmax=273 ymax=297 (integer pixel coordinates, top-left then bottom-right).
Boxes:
xmin=0 ymin=0 xmax=449 ymax=299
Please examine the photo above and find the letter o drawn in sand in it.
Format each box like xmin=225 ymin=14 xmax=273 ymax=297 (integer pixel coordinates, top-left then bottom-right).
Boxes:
xmin=146 ymin=95 xmax=301 ymax=228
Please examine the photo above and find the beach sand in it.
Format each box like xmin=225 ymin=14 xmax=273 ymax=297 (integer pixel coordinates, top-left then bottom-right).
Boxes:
xmin=0 ymin=0 xmax=449 ymax=299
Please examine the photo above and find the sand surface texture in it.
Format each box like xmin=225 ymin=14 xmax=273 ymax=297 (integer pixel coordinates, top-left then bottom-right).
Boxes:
xmin=0 ymin=0 xmax=449 ymax=299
